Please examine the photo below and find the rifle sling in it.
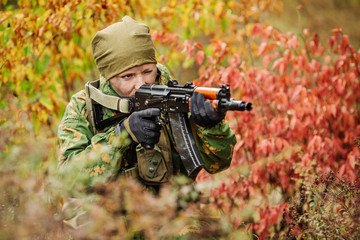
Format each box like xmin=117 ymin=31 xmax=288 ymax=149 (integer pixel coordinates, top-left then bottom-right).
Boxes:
xmin=85 ymin=81 xmax=132 ymax=113
xmin=93 ymin=103 xmax=127 ymax=130
xmin=85 ymin=80 xmax=132 ymax=132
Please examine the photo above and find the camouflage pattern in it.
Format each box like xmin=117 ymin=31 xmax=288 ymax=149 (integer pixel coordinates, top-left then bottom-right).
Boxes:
xmin=57 ymin=63 xmax=236 ymax=186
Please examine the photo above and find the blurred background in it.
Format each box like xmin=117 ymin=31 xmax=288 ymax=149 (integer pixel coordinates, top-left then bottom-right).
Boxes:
xmin=0 ymin=0 xmax=359 ymax=239
xmin=268 ymin=0 xmax=360 ymax=48
xmin=172 ymin=0 xmax=360 ymax=84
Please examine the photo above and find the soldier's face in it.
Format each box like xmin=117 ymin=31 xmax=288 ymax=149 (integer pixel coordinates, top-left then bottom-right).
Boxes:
xmin=109 ymin=63 xmax=157 ymax=97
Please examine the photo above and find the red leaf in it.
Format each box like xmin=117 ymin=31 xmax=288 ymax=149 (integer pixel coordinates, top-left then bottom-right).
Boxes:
xmin=341 ymin=35 xmax=350 ymax=54
xmin=279 ymin=173 xmax=290 ymax=189
xmin=206 ymin=55 xmax=215 ymax=65
xmin=332 ymin=26 xmax=342 ymax=36
xmin=263 ymin=55 xmax=272 ymax=68
xmin=272 ymin=58 xmax=283 ymax=71
xmin=151 ymin=30 xmax=159 ymax=41
xmin=329 ymin=36 xmax=336 ymax=49
xmin=347 ymin=151 xmax=357 ymax=169
xmin=307 ymin=135 xmax=322 ymax=155
xmin=252 ymin=23 xmax=263 ymax=36
xmin=194 ymin=42 xmax=204 ymax=50
xmin=195 ymin=51 xmax=204 ymax=65
xmin=258 ymin=42 xmax=267 ymax=56
xmin=262 ymin=26 xmax=273 ymax=41
xmin=230 ymin=54 xmax=241 ymax=66
xmin=303 ymin=28 xmax=310 ymax=36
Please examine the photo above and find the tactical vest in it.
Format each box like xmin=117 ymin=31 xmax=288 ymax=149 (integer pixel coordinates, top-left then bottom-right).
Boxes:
xmin=85 ymin=80 xmax=173 ymax=185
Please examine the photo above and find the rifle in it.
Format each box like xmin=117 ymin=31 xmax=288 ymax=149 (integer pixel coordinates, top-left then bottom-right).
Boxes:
xmin=131 ymin=80 xmax=252 ymax=178
xmin=89 ymin=79 xmax=252 ymax=179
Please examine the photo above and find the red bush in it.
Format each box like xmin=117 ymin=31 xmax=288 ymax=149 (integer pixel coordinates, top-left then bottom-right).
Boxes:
xmin=194 ymin=26 xmax=360 ymax=237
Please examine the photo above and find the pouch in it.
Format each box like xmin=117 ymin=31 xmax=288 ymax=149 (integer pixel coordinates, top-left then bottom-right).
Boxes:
xmin=136 ymin=127 xmax=173 ymax=185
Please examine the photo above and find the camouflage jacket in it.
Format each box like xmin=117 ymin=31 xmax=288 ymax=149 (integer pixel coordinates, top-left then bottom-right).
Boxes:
xmin=57 ymin=64 xmax=236 ymax=186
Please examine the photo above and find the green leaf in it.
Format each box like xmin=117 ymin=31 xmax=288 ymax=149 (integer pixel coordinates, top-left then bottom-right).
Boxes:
xmin=32 ymin=112 xmax=41 ymax=132
xmin=199 ymin=15 xmax=205 ymax=29
xmin=6 ymin=80 xmax=15 ymax=90
xmin=0 ymin=98 xmax=8 ymax=109
xmin=77 ymin=2 xmax=85 ymax=12
xmin=85 ymin=8 xmax=93 ymax=19
xmin=182 ymin=58 xmax=194 ymax=68
xmin=31 ymin=0 xmax=37 ymax=7
xmin=73 ymin=33 xmax=80 ymax=44
xmin=209 ymin=17 xmax=215 ymax=32
xmin=35 ymin=54 xmax=51 ymax=74
xmin=49 ymin=84 xmax=57 ymax=93
xmin=71 ymin=12 xmax=77 ymax=21
xmin=20 ymin=80 xmax=34 ymax=92
xmin=23 ymin=46 xmax=31 ymax=57
xmin=1 ymin=27 xmax=11 ymax=47
xmin=220 ymin=18 xmax=228 ymax=32
xmin=60 ymin=57 xmax=68 ymax=66
xmin=188 ymin=17 xmax=194 ymax=35
xmin=29 ymin=92 xmax=38 ymax=102
xmin=40 ymin=95 xmax=53 ymax=110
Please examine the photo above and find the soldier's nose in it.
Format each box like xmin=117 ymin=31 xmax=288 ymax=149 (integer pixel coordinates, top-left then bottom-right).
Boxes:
xmin=134 ymin=76 xmax=144 ymax=90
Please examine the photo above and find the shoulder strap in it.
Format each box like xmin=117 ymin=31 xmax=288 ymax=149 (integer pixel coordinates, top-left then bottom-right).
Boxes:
xmin=85 ymin=80 xmax=99 ymax=134
xmin=85 ymin=81 xmax=132 ymax=113
xmin=85 ymin=80 xmax=132 ymax=134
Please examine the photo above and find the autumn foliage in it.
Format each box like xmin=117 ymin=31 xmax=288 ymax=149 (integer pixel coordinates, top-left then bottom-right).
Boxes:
xmin=190 ymin=24 xmax=360 ymax=238
xmin=1 ymin=0 xmax=359 ymax=239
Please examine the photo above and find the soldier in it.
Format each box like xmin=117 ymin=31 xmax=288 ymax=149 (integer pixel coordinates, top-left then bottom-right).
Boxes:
xmin=57 ymin=16 xmax=236 ymax=190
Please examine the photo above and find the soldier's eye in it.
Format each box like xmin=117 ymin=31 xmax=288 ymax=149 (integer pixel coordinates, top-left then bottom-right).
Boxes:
xmin=121 ymin=74 xmax=133 ymax=79
xmin=143 ymin=69 xmax=153 ymax=74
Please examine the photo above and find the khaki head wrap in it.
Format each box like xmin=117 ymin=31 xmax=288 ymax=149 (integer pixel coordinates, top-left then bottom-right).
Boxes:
xmin=91 ymin=16 xmax=157 ymax=80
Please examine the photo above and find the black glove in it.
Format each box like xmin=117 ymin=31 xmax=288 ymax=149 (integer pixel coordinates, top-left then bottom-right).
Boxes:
xmin=190 ymin=91 xmax=226 ymax=128
xmin=118 ymin=108 xmax=162 ymax=148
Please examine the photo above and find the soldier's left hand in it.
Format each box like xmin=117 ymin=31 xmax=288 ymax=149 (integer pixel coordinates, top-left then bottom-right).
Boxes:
xmin=190 ymin=91 xmax=226 ymax=128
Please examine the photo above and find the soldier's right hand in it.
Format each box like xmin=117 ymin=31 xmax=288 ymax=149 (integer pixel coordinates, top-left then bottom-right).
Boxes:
xmin=119 ymin=108 xmax=162 ymax=147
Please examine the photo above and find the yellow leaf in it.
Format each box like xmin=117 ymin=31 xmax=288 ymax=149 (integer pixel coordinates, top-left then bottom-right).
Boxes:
xmin=227 ymin=1 xmax=236 ymax=9
xmin=0 ymin=12 xmax=12 ymax=24
xmin=85 ymin=9 xmax=93 ymax=20
xmin=42 ymin=9 xmax=53 ymax=21
xmin=214 ymin=1 xmax=224 ymax=18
